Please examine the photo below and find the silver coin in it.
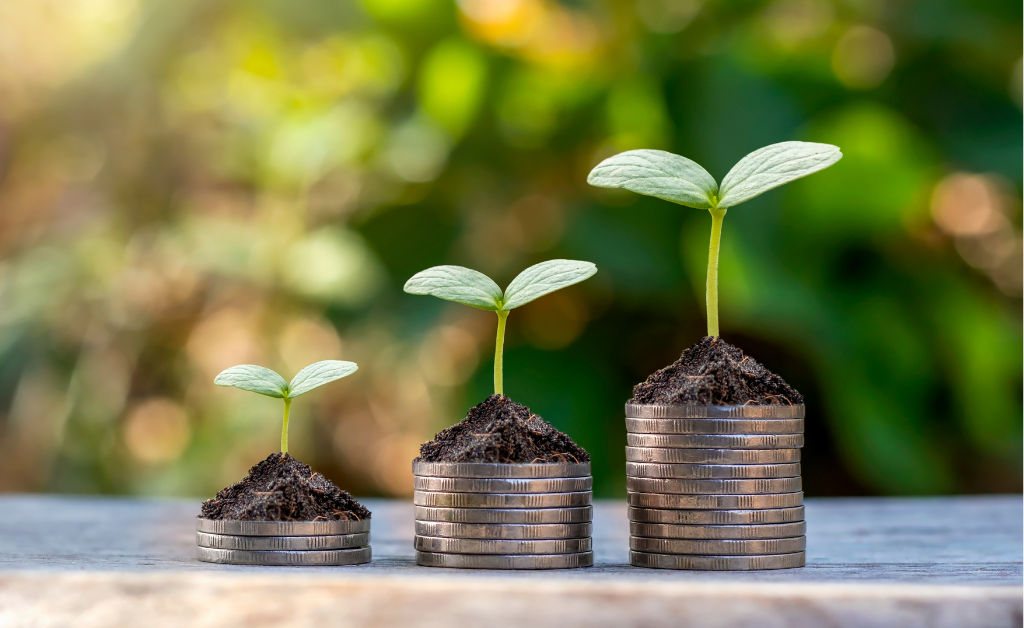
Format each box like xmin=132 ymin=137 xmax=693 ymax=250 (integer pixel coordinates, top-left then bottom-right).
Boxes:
xmin=626 ymin=532 xmax=802 ymax=553
xmin=626 ymin=418 xmax=803 ymax=435
xmin=416 ymin=551 xmax=593 ymax=570
xmin=626 ymin=477 xmax=802 ymax=495
xmin=195 ymin=518 xmax=370 ymax=536
xmin=625 ymin=446 xmax=800 ymax=464
xmin=414 ymin=535 xmax=592 ymax=554
xmin=414 ymin=521 xmax=591 ymax=540
xmin=626 ymin=404 xmax=805 ymax=419
xmin=630 ymin=536 xmax=806 ymax=555
xmin=630 ymin=550 xmax=805 ymax=570
xmin=628 ymin=492 xmax=804 ymax=509
xmin=413 ymin=476 xmax=592 ymax=494
xmin=414 ymin=491 xmax=592 ymax=509
xmin=626 ymin=461 xmax=801 ymax=479
xmin=628 ymin=506 xmax=805 ymax=525
xmin=196 ymin=531 xmax=369 ymax=551
xmin=627 ymin=433 xmax=804 ymax=449
xmin=412 ymin=460 xmax=591 ymax=479
xmin=196 ymin=546 xmax=371 ymax=566
xmin=414 ymin=506 xmax=593 ymax=524
xmin=629 ymin=521 xmax=806 ymax=540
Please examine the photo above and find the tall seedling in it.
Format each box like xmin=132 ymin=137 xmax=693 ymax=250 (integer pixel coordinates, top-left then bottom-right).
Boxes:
xmin=587 ymin=141 xmax=841 ymax=337
xmin=405 ymin=260 xmax=597 ymax=396
xmin=214 ymin=360 xmax=358 ymax=453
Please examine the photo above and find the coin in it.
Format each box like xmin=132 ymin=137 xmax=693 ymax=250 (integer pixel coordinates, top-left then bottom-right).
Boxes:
xmin=412 ymin=460 xmax=591 ymax=479
xmin=628 ymin=506 xmax=804 ymax=525
xmin=629 ymin=521 xmax=806 ymax=540
xmin=629 ymin=536 xmax=806 ymax=555
xmin=626 ymin=477 xmax=802 ymax=494
xmin=196 ymin=546 xmax=372 ymax=566
xmin=413 ymin=476 xmax=592 ymax=494
xmin=630 ymin=550 xmax=805 ymax=570
xmin=415 ymin=521 xmax=591 ymax=540
xmin=627 ymin=433 xmax=804 ymax=449
xmin=414 ymin=491 xmax=592 ymax=509
xmin=416 ymin=551 xmax=593 ymax=570
xmin=625 ymin=446 xmax=800 ymax=464
xmin=414 ymin=506 xmax=593 ymax=524
xmin=196 ymin=531 xmax=369 ymax=551
xmin=625 ymin=403 xmax=804 ymax=419
xmin=626 ymin=418 xmax=803 ymax=435
xmin=625 ymin=461 xmax=801 ymax=479
xmin=627 ymin=492 xmax=804 ymax=509
xmin=195 ymin=518 xmax=370 ymax=536
xmin=414 ymin=535 xmax=592 ymax=554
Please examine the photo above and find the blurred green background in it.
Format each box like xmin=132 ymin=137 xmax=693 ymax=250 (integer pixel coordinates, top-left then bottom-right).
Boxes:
xmin=0 ymin=0 xmax=1020 ymax=499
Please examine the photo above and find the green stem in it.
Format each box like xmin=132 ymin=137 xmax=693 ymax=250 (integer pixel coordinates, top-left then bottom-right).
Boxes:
xmin=494 ymin=310 xmax=508 ymax=396
xmin=281 ymin=397 xmax=292 ymax=454
xmin=706 ymin=207 xmax=727 ymax=337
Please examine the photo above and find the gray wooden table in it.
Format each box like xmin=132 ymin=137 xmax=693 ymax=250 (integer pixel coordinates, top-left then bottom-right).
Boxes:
xmin=0 ymin=495 xmax=1019 ymax=627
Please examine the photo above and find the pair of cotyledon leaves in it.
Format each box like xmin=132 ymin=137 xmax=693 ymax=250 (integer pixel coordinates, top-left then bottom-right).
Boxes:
xmin=403 ymin=259 xmax=597 ymax=311
xmin=215 ymin=360 xmax=357 ymax=399
xmin=586 ymin=141 xmax=842 ymax=209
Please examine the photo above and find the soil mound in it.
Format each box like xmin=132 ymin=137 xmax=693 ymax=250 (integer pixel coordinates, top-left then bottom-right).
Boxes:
xmin=200 ymin=453 xmax=370 ymax=521
xmin=419 ymin=394 xmax=590 ymax=463
xmin=630 ymin=336 xmax=803 ymax=406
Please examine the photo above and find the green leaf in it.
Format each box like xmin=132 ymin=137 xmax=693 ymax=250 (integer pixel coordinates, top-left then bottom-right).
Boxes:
xmin=587 ymin=149 xmax=719 ymax=209
xmin=718 ymin=141 xmax=842 ymax=208
xmin=214 ymin=365 xmax=287 ymax=398
xmin=404 ymin=265 xmax=503 ymax=311
xmin=501 ymin=259 xmax=597 ymax=311
xmin=287 ymin=360 xmax=358 ymax=398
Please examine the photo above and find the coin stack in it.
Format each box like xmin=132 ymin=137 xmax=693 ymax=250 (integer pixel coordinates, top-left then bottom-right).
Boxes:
xmin=625 ymin=403 xmax=806 ymax=570
xmin=195 ymin=518 xmax=371 ymax=566
xmin=413 ymin=460 xmax=594 ymax=569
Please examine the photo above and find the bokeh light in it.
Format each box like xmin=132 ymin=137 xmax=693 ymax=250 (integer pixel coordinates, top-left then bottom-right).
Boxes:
xmin=0 ymin=0 xmax=1019 ymax=500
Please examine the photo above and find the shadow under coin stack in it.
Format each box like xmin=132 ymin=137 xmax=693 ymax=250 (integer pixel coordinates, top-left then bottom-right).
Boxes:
xmin=413 ymin=460 xmax=594 ymax=569
xmin=625 ymin=403 xmax=806 ymax=570
xmin=196 ymin=518 xmax=371 ymax=566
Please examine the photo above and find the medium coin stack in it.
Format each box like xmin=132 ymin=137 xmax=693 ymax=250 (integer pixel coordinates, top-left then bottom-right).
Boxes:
xmin=413 ymin=460 xmax=594 ymax=569
xmin=625 ymin=403 xmax=806 ymax=570
xmin=195 ymin=518 xmax=371 ymax=566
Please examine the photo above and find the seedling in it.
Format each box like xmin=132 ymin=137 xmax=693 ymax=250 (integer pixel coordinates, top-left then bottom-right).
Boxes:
xmin=214 ymin=360 xmax=358 ymax=453
xmin=404 ymin=259 xmax=597 ymax=395
xmin=587 ymin=141 xmax=841 ymax=337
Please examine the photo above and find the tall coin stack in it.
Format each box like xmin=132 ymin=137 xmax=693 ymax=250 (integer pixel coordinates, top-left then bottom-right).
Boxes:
xmin=413 ymin=460 xmax=594 ymax=569
xmin=196 ymin=518 xmax=372 ymax=566
xmin=625 ymin=403 xmax=806 ymax=570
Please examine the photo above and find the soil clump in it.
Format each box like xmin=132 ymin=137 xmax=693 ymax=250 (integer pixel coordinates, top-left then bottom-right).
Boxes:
xmin=201 ymin=453 xmax=370 ymax=521
xmin=419 ymin=394 xmax=590 ymax=463
xmin=631 ymin=336 xmax=803 ymax=406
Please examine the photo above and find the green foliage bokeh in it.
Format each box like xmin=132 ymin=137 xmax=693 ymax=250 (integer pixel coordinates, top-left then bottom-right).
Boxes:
xmin=0 ymin=0 xmax=1019 ymax=498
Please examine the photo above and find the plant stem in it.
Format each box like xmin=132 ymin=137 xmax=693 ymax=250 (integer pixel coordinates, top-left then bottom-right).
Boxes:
xmin=494 ymin=310 xmax=508 ymax=396
xmin=281 ymin=397 xmax=292 ymax=454
xmin=706 ymin=206 xmax=727 ymax=337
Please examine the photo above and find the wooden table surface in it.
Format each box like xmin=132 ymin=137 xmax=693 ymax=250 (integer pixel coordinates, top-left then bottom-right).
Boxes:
xmin=0 ymin=494 xmax=1019 ymax=627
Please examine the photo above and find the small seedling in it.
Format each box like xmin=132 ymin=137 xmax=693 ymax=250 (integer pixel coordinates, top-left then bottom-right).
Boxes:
xmin=404 ymin=259 xmax=597 ymax=396
xmin=587 ymin=141 xmax=841 ymax=337
xmin=214 ymin=360 xmax=358 ymax=453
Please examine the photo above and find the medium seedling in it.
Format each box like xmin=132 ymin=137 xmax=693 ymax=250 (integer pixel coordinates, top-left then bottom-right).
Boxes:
xmin=214 ymin=360 xmax=358 ymax=453
xmin=587 ymin=141 xmax=841 ymax=337
xmin=404 ymin=259 xmax=597 ymax=396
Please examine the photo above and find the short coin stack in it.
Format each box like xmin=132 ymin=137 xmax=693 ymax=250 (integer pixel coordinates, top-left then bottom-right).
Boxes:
xmin=625 ymin=403 xmax=806 ymax=570
xmin=413 ymin=460 xmax=594 ymax=569
xmin=196 ymin=518 xmax=371 ymax=566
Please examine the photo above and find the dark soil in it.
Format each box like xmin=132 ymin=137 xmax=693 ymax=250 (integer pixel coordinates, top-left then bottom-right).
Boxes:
xmin=418 ymin=394 xmax=590 ymax=464
xmin=630 ymin=336 xmax=803 ymax=406
xmin=200 ymin=453 xmax=370 ymax=521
